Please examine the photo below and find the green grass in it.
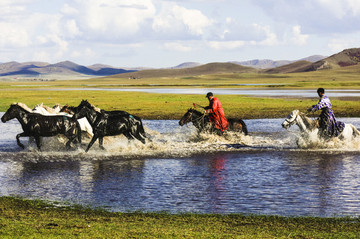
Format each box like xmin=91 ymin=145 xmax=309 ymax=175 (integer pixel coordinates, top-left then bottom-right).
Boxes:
xmin=1 ymin=196 xmax=360 ymax=238
xmin=0 ymin=89 xmax=358 ymax=119
xmin=1 ymin=65 xmax=360 ymax=119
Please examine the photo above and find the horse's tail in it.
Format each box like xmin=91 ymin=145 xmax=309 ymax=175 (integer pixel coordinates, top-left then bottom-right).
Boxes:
xmin=239 ymin=119 xmax=248 ymax=136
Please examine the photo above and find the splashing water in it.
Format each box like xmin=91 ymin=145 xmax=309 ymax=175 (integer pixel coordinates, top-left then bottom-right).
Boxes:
xmin=294 ymin=129 xmax=360 ymax=150
xmin=1 ymin=115 xmax=360 ymax=159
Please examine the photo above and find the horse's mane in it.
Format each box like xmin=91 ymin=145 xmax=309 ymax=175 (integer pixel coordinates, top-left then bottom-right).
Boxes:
xmin=42 ymin=104 xmax=57 ymax=114
xmin=190 ymin=108 xmax=203 ymax=116
xmin=299 ymin=112 xmax=318 ymax=130
xmin=53 ymin=103 xmax=63 ymax=109
xmin=13 ymin=102 xmax=32 ymax=112
xmin=81 ymin=100 xmax=102 ymax=113
xmin=33 ymin=103 xmax=58 ymax=114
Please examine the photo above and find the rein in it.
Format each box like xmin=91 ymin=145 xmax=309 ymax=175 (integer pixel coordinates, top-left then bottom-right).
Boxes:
xmin=186 ymin=109 xmax=206 ymax=126
xmin=284 ymin=116 xmax=297 ymax=126
xmin=192 ymin=110 xmax=207 ymax=128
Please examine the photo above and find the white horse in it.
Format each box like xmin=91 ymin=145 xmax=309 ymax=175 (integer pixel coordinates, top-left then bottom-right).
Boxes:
xmin=32 ymin=103 xmax=93 ymax=137
xmin=282 ymin=110 xmax=360 ymax=142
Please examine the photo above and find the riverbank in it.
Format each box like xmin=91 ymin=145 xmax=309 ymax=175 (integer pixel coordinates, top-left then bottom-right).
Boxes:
xmin=1 ymin=196 xmax=360 ymax=238
xmin=1 ymin=89 xmax=360 ymax=119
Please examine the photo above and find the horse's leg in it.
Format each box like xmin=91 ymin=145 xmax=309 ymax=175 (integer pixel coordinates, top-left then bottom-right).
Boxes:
xmin=131 ymin=124 xmax=146 ymax=144
xmin=85 ymin=135 xmax=98 ymax=152
xmin=131 ymin=131 xmax=146 ymax=144
xmin=76 ymin=122 xmax=82 ymax=144
xmin=16 ymin=132 xmax=27 ymax=149
xmin=34 ymin=136 xmax=42 ymax=150
xmin=65 ymin=134 xmax=77 ymax=150
xmin=98 ymin=137 xmax=105 ymax=150
xmin=124 ymin=132 xmax=134 ymax=141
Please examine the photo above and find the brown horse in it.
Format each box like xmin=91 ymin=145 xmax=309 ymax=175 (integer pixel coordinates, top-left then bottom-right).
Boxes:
xmin=179 ymin=108 xmax=248 ymax=135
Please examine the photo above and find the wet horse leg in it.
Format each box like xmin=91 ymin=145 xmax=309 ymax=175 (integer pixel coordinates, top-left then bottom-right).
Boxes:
xmin=98 ymin=137 xmax=105 ymax=150
xmin=65 ymin=134 xmax=78 ymax=150
xmin=85 ymin=135 xmax=98 ymax=152
xmin=34 ymin=136 xmax=42 ymax=150
xmin=16 ymin=132 xmax=27 ymax=149
xmin=132 ymin=132 xmax=146 ymax=144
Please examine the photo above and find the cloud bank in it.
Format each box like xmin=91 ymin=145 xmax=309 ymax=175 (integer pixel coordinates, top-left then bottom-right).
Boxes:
xmin=0 ymin=0 xmax=359 ymax=67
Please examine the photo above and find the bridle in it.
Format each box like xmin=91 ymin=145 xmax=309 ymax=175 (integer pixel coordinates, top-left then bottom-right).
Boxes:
xmin=284 ymin=114 xmax=297 ymax=127
xmin=183 ymin=109 xmax=206 ymax=126
xmin=183 ymin=110 xmax=194 ymax=124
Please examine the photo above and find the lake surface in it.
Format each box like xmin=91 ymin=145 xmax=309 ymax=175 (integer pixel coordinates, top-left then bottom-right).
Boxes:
xmin=34 ymin=88 xmax=360 ymax=97
xmin=1 ymin=113 xmax=360 ymax=217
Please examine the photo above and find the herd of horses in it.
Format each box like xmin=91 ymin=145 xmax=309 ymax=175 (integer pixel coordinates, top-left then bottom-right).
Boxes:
xmin=1 ymin=100 xmax=360 ymax=152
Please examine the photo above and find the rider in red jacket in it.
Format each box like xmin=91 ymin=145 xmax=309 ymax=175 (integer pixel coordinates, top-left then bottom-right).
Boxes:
xmin=204 ymin=92 xmax=229 ymax=132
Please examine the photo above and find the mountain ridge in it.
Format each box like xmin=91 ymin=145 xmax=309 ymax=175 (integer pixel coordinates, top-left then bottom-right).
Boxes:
xmin=0 ymin=60 xmax=135 ymax=79
xmin=1 ymin=48 xmax=359 ymax=79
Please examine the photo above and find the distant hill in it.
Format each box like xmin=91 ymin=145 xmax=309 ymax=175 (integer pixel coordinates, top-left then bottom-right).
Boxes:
xmin=0 ymin=61 xmax=135 ymax=79
xmin=170 ymin=62 xmax=202 ymax=69
xmin=112 ymin=62 xmax=257 ymax=79
xmin=233 ymin=55 xmax=326 ymax=69
xmin=233 ymin=59 xmax=292 ymax=69
xmin=263 ymin=61 xmax=313 ymax=74
xmin=303 ymin=48 xmax=360 ymax=71
xmin=0 ymin=49 xmax=358 ymax=79
xmin=264 ymin=48 xmax=360 ymax=73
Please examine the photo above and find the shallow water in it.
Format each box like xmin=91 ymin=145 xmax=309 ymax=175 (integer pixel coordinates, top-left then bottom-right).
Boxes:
xmin=1 ymin=113 xmax=360 ymax=217
xmin=33 ymin=88 xmax=360 ymax=97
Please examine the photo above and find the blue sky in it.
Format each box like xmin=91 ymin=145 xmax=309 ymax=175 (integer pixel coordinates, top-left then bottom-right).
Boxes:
xmin=1 ymin=0 xmax=359 ymax=68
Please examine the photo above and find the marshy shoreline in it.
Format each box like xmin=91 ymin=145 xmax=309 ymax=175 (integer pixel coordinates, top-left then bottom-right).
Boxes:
xmin=1 ymin=196 xmax=360 ymax=238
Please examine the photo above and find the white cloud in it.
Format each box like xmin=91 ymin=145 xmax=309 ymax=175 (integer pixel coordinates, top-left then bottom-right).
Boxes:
xmin=0 ymin=0 xmax=358 ymax=67
xmin=252 ymin=24 xmax=278 ymax=46
xmin=153 ymin=2 xmax=212 ymax=39
xmin=70 ymin=48 xmax=95 ymax=58
xmin=252 ymin=0 xmax=360 ymax=34
xmin=0 ymin=22 xmax=31 ymax=47
xmin=317 ymin=0 xmax=360 ymax=18
xmin=328 ymin=37 xmax=359 ymax=53
xmin=72 ymin=0 xmax=156 ymax=40
xmin=208 ymin=40 xmax=245 ymax=50
xmin=64 ymin=19 xmax=82 ymax=38
xmin=164 ymin=42 xmax=192 ymax=52
xmin=291 ymin=25 xmax=309 ymax=45
xmin=60 ymin=3 xmax=78 ymax=15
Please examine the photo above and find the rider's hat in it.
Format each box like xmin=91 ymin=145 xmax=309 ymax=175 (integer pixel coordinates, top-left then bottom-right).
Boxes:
xmin=206 ymin=92 xmax=213 ymax=98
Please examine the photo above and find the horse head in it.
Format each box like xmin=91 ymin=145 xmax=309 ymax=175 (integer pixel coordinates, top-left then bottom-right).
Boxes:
xmin=78 ymin=100 xmax=101 ymax=112
xmin=79 ymin=99 xmax=91 ymax=108
xmin=179 ymin=108 xmax=194 ymax=126
xmin=1 ymin=103 xmax=24 ymax=122
xmin=73 ymin=102 xmax=100 ymax=124
xmin=52 ymin=104 xmax=63 ymax=113
xmin=282 ymin=110 xmax=300 ymax=129
xmin=60 ymin=105 xmax=76 ymax=114
xmin=32 ymin=103 xmax=52 ymax=115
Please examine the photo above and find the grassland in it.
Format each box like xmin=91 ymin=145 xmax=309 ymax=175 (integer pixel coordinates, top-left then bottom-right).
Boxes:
xmin=1 ymin=64 xmax=360 ymax=119
xmin=1 ymin=196 xmax=360 ymax=238
xmin=2 ymin=67 xmax=360 ymax=238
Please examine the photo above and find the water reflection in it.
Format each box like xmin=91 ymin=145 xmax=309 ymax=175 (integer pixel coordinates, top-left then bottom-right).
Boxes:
xmin=2 ymin=115 xmax=360 ymax=217
xmin=1 ymin=151 xmax=360 ymax=217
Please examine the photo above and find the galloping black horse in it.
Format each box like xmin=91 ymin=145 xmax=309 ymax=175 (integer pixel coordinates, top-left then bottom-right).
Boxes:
xmin=1 ymin=103 xmax=81 ymax=150
xmin=179 ymin=108 xmax=248 ymax=135
xmin=72 ymin=100 xmax=146 ymax=152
